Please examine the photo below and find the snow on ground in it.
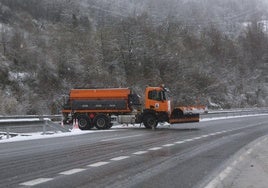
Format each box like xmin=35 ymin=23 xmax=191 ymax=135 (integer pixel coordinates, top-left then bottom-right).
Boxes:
xmin=0 ymin=128 xmax=115 ymax=143
xmin=0 ymin=118 xmax=50 ymax=122
xmin=1 ymin=114 xmax=268 ymax=143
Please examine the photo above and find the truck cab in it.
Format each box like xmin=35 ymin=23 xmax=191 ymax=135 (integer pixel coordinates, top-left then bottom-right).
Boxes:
xmin=145 ymin=86 xmax=171 ymax=114
xmin=140 ymin=85 xmax=200 ymax=129
xmin=140 ymin=86 xmax=171 ymax=129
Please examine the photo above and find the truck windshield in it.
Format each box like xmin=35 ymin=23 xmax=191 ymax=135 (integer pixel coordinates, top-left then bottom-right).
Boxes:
xmin=161 ymin=90 xmax=167 ymax=100
xmin=148 ymin=90 xmax=167 ymax=101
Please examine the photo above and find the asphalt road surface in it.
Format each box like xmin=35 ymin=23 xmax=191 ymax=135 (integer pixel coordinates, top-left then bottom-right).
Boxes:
xmin=1 ymin=115 xmax=268 ymax=188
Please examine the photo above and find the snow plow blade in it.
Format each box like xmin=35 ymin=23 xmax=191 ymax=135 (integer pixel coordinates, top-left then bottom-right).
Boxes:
xmin=177 ymin=106 xmax=207 ymax=115
xmin=169 ymin=106 xmax=203 ymax=124
xmin=169 ymin=114 xmax=200 ymax=124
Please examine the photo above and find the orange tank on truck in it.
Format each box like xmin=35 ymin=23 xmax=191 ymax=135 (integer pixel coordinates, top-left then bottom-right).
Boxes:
xmin=63 ymin=88 xmax=134 ymax=113
xmin=62 ymin=86 xmax=206 ymax=130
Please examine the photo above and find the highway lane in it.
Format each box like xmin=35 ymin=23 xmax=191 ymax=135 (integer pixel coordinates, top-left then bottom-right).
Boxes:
xmin=0 ymin=115 xmax=268 ymax=188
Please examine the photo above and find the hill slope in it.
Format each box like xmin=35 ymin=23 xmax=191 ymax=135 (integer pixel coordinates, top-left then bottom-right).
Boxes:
xmin=0 ymin=0 xmax=267 ymax=114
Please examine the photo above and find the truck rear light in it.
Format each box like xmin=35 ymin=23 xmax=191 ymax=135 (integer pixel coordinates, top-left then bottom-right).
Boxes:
xmin=89 ymin=113 xmax=95 ymax=119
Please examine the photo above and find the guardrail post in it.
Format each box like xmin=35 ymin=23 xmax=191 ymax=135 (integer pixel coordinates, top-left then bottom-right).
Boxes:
xmin=43 ymin=119 xmax=49 ymax=135
xmin=39 ymin=116 xmax=46 ymax=135
xmin=6 ymin=127 xmax=10 ymax=139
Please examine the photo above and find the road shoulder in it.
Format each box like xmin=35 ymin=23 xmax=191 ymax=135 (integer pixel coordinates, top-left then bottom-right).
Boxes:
xmin=204 ymin=135 xmax=268 ymax=188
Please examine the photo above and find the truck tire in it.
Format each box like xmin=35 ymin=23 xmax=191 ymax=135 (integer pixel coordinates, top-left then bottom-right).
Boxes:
xmin=94 ymin=114 xmax=110 ymax=130
xmin=77 ymin=114 xmax=92 ymax=130
xmin=143 ymin=114 xmax=158 ymax=129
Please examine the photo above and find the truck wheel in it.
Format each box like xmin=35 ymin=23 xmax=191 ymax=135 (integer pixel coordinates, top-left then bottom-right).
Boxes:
xmin=143 ymin=114 xmax=158 ymax=129
xmin=77 ymin=114 xmax=91 ymax=130
xmin=94 ymin=114 xmax=110 ymax=130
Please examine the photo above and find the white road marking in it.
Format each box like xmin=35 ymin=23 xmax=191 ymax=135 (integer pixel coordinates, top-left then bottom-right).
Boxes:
xmin=204 ymin=166 xmax=233 ymax=188
xmin=185 ymin=138 xmax=194 ymax=142
xmin=175 ymin=141 xmax=185 ymax=144
xmin=209 ymin=133 xmax=217 ymax=136
xmin=59 ymin=168 xmax=86 ymax=175
xmin=204 ymin=137 xmax=260 ymax=188
xmin=193 ymin=136 xmax=202 ymax=140
xmin=101 ymin=134 xmax=143 ymax=142
xmin=162 ymin=144 xmax=175 ymax=147
xmin=148 ymin=147 xmax=162 ymax=151
xmin=20 ymin=178 xmax=53 ymax=186
xmin=231 ymin=160 xmax=238 ymax=166
xmin=88 ymin=161 xmax=110 ymax=167
xmin=246 ymin=148 xmax=253 ymax=155
xmin=239 ymin=155 xmax=244 ymax=161
xmin=219 ymin=166 xmax=233 ymax=180
xmin=110 ymin=156 xmax=130 ymax=161
xmin=133 ymin=151 xmax=148 ymax=155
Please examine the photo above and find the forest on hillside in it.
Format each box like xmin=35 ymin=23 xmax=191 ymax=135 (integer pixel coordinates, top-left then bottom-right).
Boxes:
xmin=0 ymin=0 xmax=268 ymax=115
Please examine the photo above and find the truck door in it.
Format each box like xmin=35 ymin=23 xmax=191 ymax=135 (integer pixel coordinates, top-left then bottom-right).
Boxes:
xmin=146 ymin=89 xmax=170 ymax=114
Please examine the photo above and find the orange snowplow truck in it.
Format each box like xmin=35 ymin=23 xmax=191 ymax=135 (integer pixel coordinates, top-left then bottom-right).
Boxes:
xmin=62 ymin=86 xmax=205 ymax=130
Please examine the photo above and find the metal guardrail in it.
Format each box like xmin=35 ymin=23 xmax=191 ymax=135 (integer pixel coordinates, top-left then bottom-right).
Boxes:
xmin=201 ymin=108 xmax=268 ymax=119
xmin=0 ymin=115 xmax=69 ymax=139
xmin=207 ymin=107 xmax=268 ymax=113
xmin=0 ymin=115 xmax=62 ymax=120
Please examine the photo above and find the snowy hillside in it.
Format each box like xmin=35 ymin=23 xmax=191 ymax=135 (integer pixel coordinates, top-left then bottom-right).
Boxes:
xmin=0 ymin=0 xmax=267 ymax=115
